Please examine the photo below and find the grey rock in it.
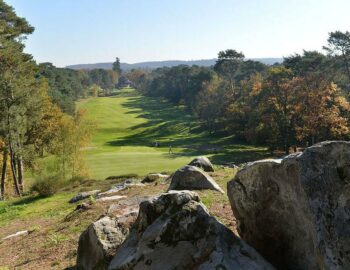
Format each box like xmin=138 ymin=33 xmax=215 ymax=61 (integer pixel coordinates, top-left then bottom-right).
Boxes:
xmin=188 ymin=156 xmax=215 ymax=172
xmin=69 ymin=190 xmax=101 ymax=203
xmin=77 ymin=215 xmax=134 ymax=270
xmin=97 ymin=180 xmax=144 ymax=199
xmin=141 ymin=173 xmax=169 ymax=183
xmin=2 ymin=230 xmax=29 ymax=240
xmin=107 ymin=196 xmax=151 ymax=216
xmin=96 ymin=195 xmax=127 ymax=202
xmin=108 ymin=190 xmax=275 ymax=270
xmin=168 ymin=165 xmax=224 ymax=193
xmin=221 ymin=162 xmax=240 ymax=169
xmin=227 ymin=141 xmax=350 ymax=270
xmin=76 ymin=196 xmax=153 ymax=269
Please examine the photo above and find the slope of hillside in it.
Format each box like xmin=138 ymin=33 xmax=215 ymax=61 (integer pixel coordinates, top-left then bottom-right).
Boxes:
xmin=67 ymin=58 xmax=283 ymax=70
xmin=78 ymin=89 xmax=269 ymax=179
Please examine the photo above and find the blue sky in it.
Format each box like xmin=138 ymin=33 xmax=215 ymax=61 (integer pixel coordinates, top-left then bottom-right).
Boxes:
xmin=6 ymin=0 xmax=350 ymax=67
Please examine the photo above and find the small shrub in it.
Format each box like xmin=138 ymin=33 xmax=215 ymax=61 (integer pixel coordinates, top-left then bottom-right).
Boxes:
xmin=31 ymin=174 xmax=63 ymax=196
xmin=88 ymin=195 xmax=96 ymax=204
xmin=47 ymin=232 xmax=68 ymax=246
xmin=70 ymin=175 xmax=86 ymax=184
xmin=29 ymin=225 xmax=41 ymax=232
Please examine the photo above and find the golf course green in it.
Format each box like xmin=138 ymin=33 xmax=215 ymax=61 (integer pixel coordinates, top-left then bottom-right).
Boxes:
xmin=78 ymin=89 xmax=268 ymax=179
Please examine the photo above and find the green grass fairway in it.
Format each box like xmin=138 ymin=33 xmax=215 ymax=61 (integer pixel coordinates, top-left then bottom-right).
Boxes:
xmin=78 ymin=89 xmax=269 ymax=179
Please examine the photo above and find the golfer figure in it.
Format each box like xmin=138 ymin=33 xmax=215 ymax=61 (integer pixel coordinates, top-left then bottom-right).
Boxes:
xmin=169 ymin=145 xmax=173 ymax=154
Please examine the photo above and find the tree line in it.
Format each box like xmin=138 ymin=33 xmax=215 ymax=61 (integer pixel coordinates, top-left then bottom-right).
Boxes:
xmin=38 ymin=57 xmax=122 ymax=115
xmin=0 ymin=1 xmax=99 ymax=199
xmin=127 ymin=32 xmax=350 ymax=154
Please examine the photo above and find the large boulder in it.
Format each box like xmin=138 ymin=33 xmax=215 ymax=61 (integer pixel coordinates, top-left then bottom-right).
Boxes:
xmin=77 ymin=215 xmax=134 ymax=270
xmin=168 ymin=165 xmax=224 ymax=193
xmin=227 ymin=141 xmax=350 ymax=270
xmin=188 ymin=156 xmax=214 ymax=172
xmin=76 ymin=195 xmax=150 ymax=270
xmin=108 ymin=190 xmax=275 ymax=270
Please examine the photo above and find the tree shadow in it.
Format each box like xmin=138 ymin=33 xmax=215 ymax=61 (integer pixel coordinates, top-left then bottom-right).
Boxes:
xmin=163 ymin=145 xmax=271 ymax=164
xmin=11 ymin=195 xmax=46 ymax=206
xmin=106 ymin=95 xmax=270 ymax=164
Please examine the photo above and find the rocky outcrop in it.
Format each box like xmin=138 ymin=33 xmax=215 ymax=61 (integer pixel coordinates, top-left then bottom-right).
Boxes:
xmin=108 ymin=190 xmax=274 ymax=270
xmin=76 ymin=195 xmax=151 ymax=270
xmin=97 ymin=179 xmax=144 ymax=199
xmin=77 ymin=215 xmax=135 ymax=270
xmin=188 ymin=156 xmax=214 ymax=172
xmin=141 ymin=173 xmax=169 ymax=184
xmin=168 ymin=165 xmax=224 ymax=193
xmin=70 ymin=180 xmax=145 ymax=205
xmin=69 ymin=190 xmax=101 ymax=203
xmin=107 ymin=196 xmax=150 ymax=216
xmin=96 ymin=195 xmax=127 ymax=203
xmin=227 ymin=141 xmax=350 ymax=270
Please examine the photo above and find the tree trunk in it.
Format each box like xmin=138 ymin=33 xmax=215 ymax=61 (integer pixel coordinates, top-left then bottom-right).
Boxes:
xmin=284 ymin=125 xmax=290 ymax=155
xmin=0 ymin=148 xmax=8 ymax=200
xmin=285 ymin=144 xmax=289 ymax=155
xmin=346 ymin=61 xmax=350 ymax=83
xmin=17 ymin=156 xmax=23 ymax=193
xmin=342 ymin=54 xmax=350 ymax=83
xmin=9 ymin=143 xmax=20 ymax=196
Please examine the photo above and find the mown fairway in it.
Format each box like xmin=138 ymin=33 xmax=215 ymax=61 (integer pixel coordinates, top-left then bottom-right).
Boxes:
xmin=78 ymin=89 xmax=269 ymax=179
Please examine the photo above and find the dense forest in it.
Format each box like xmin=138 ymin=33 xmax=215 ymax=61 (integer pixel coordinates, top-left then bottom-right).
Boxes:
xmin=127 ymin=34 xmax=350 ymax=154
xmin=38 ymin=59 xmax=122 ymax=114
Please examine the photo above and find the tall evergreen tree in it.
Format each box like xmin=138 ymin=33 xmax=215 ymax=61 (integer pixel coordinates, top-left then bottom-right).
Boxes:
xmin=324 ymin=31 xmax=350 ymax=83
xmin=112 ymin=57 xmax=122 ymax=75
xmin=0 ymin=0 xmax=34 ymax=197
xmin=214 ymin=49 xmax=245 ymax=93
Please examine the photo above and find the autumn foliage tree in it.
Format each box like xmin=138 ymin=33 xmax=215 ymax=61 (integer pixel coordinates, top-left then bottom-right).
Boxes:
xmin=252 ymin=69 xmax=350 ymax=154
xmin=195 ymin=76 xmax=229 ymax=132
xmin=0 ymin=1 xmax=93 ymax=199
xmin=292 ymin=76 xmax=350 ymax=143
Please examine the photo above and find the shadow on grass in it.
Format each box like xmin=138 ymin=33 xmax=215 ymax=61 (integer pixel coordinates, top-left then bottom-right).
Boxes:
xmin=106 ymin=94 xmax=270 ymax=164
xmin=11 ymin=195 xmax=46 ymax=206
xmin=164 ymin=146 xmax=271 ymax=164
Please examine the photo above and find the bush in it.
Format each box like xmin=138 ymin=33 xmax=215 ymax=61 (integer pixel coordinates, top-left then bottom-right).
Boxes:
xmin=31 ymin=174 xmax=64 ymax=197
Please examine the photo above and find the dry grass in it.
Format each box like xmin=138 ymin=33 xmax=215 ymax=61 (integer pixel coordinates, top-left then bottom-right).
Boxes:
xmin=0 ymin=167 xmax=237 ymax=269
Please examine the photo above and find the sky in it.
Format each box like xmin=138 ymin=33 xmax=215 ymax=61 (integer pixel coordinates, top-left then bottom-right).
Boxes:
xmin=5 ymin=0 xmax=350 ymax=67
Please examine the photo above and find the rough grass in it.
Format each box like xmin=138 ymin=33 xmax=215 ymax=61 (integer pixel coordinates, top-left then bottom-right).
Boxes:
xmin=0 ymin=168 xmax=237 ymax=269
xmin=78 ymin=89 xmax=269 ymax=179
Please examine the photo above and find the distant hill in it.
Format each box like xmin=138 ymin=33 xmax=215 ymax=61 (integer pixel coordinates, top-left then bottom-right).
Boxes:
xmin=66 ymin=58 xmax=283 ymax=70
